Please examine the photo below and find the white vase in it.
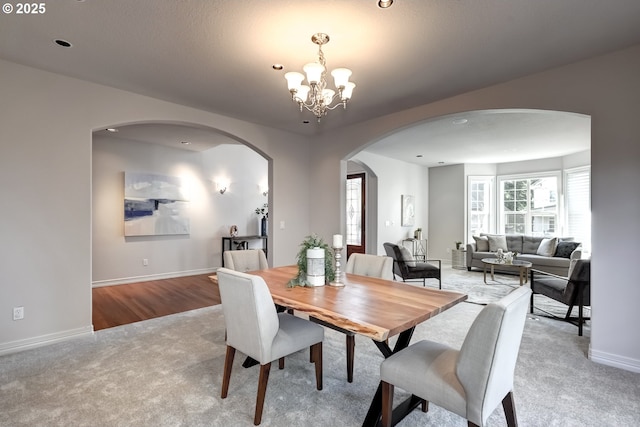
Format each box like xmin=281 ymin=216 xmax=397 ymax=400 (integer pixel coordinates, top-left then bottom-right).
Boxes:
xmin=306 ymin=247 xmax=325 ymax=286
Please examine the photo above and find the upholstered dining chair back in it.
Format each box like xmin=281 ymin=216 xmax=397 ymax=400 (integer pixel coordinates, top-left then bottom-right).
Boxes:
xmin=380 ymin=286 xmax=531 ymax=427
xmin=223 ymin=249 xmax=268 ymax=273
xmin=217 ymin=268 xmax=324 ymax=425
xmin=216 ymin=267 xmax=279 ymax=363
xmin=345 ymin=253 xmax=394 ymax=280
xmin=456 ymin=286 xmax=531 ymax=426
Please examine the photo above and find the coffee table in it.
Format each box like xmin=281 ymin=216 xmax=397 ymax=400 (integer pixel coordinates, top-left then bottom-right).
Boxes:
xmin=482 ymin=258 xmax=532 ymax=286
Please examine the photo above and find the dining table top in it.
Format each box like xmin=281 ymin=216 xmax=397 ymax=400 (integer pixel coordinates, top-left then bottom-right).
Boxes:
xmin=211 ymin=265 xmax=467 ymax=341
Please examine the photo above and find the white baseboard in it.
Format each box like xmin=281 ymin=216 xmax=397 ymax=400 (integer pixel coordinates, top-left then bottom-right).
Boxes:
xmin=0 ymin=326 xmax=94 ymax=357
xmin=92 ymin=267 xmax=219 ymax=288
xmin=589 ymin=347 xmax=640 ymax=373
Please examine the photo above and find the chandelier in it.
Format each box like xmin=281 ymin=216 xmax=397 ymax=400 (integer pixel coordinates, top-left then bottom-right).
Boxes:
xmin=284 ymin=33 xmax=355 ymax=122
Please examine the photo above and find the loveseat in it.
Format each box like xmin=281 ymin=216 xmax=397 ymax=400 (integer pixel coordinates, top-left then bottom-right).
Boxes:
xmin=466 ymin=234 xmax=581 ymax=276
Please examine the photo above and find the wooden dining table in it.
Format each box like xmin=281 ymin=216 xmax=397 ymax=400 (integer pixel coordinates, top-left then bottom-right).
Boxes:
xmin=212 ymin=265 xmax=467 ymax=427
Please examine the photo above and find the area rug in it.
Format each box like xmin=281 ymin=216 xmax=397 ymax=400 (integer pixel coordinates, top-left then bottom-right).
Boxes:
xmin=419 ymin=267 xmax=520 ymax=305
xmin=1 ymin=295 xmax=634 ymax=427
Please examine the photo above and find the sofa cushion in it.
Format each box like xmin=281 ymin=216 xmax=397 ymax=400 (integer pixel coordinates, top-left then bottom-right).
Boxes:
xmin=399 ymin=246 xmax=416 ymax=267
xmin=505 ymin=235 xmax=523 ymax=253
xmin=487 ymin=235 xmax=508 ymax=252
xmin=523 ymin=236 xmax=544 ymax=254
xmin=554 ymin=241 xmax=581 ymax=258
xmin=473 ymin=235 xmax=489 ymax=252
xmin=537 ymin=237 xmax=558 ymax=257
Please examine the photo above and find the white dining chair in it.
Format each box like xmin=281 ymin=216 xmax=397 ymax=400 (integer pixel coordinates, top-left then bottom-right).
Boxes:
xmin=345 ymin=252 xmax=394 ymax=280
xmin=223 ymin=249 xmax=268 ymax=272
xmin=217 ymin=268 xmax=324 ymax=425
xmin=380 ymin=286 xmax=531 ymax=427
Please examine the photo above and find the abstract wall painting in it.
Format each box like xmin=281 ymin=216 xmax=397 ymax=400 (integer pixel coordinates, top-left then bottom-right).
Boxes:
xmin=124 ymin=172 xmax=190 ymax=236
xmin=401 ymin=194 xmax=415 ymax=227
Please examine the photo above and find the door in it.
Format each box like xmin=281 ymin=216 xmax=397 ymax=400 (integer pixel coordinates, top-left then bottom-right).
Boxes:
xmin=346 ymin=173 xmax=366 ymax=259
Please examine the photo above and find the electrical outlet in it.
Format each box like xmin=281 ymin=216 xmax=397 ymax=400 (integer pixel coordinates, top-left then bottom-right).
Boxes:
xmin=13 ymin=306 xmax=24 ymax=321
xmin=143 ymin=258 xmax=148 ymax=266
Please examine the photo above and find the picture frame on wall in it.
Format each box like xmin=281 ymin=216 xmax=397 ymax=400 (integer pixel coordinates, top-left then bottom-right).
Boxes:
xmin=124 ymin=172 xmax=190 ymax=236
xmin=401 ymin=194 xmax=415 ymax=227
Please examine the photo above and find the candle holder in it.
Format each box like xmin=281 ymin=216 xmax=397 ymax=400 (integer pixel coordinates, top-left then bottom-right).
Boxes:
xmin=329 ymin=245 xmax=345 ymax=287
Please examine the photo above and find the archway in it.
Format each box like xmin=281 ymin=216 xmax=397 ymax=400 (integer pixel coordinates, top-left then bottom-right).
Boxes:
xmin=347 ymin=109 xmax=590 ymax=259
xmin=90 ymin=121 xmax=270 ymax=323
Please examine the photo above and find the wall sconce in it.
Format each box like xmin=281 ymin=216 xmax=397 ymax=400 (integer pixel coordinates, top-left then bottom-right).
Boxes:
xmin=216 ymin=180 xmax=229 ymax=194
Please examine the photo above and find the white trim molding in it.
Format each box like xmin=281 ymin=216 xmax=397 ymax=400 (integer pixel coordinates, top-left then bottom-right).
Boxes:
xmin=590 ymin=347 xmax=640 ymax=374
xmin=0 ymin=326 xmax=94 ymax=356
xmin=92 ymin=268 xmax=218 ymax=288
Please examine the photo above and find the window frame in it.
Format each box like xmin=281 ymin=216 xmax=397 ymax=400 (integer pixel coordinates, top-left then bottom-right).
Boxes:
xmin=497 ymin=171 xmax=561 ymax=236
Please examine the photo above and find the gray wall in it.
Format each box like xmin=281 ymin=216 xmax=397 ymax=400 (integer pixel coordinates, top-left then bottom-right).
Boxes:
xmin=1 ymin=44 xmax=639 ymax=373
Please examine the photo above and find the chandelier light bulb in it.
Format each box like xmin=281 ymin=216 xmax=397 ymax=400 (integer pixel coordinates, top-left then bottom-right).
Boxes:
xmin=296 ymin=85 xmax=310 ymax=102
xmin=285 ymin=71 xmax=304 ymax=91
xmin=331 ymin=68 xmax=352 ymax=89
xmin=303 ymin=62 xmax=325 ymax=85
xmin=341 ymin=82 xmax=356 ymax=101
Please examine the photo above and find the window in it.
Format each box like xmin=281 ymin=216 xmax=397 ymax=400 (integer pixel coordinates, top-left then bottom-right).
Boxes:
xmin=346 ymin=174 xmax=364 ymax=246
xmin=498 ymin=174 xmax=559 ymax=236
xmin=467 ymin=176 xmax=494 ymax=242
xmin=565 ymin=167 xmax=591 ymax=249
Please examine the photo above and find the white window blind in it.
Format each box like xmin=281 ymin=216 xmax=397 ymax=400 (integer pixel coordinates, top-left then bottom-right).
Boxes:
xmin=565 ymin=167 xmax=591 ymax=249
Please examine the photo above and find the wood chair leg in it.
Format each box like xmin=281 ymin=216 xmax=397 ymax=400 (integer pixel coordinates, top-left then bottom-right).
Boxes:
xmin=278 ymin=357 xmax=285 ymax=369
xmin=346 ymin=334 xmax=355 ymax=383
xmin=502 ymin=391 xmax=518 ymax=427
xmin=311 ymin=342 xmax=323 ymax=390
xmin=381 ymin=381 xmax=394 ymax=427
xmin=254 ymin=362 xmax=271 ymax=425
xmin=221 ymin=345 xmax=235 ymax=399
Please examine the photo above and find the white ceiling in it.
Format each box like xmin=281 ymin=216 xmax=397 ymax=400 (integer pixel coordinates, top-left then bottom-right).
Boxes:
xmin=2 ymin=0 xmax=636 ymax=163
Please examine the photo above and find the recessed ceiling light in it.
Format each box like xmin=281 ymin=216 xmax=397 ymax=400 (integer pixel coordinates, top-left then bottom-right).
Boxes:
xmin=54 ymin=39 xmax=73 ymax=48
xmin=378 ymin=0 xmax=393 ymax=8
xmin=272 ymin=64 xmax=284 ymax=70
xmin=303 ymin=120 xmax=310 ymax=124
xmin=106 ymin=128 xmax=118 ymax=133
xmin=416 ymin=154 xmax=423 ymax=158
xmin=438 ymin=161 xmax=445 ymax=164
xmin=181 ymin=141 xmax=191 ymax=145
xmin=452 ymin=118 xmax=468 ymax=125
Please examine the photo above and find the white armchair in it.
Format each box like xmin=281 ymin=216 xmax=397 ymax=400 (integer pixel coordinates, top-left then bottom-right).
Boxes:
xmin=380 ymin=286 xmax=531 ymax=427
xmin=217 ymin=268 xmax=324 ymax=425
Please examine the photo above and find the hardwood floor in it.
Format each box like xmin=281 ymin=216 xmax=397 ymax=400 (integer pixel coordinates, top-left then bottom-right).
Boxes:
xmin=92 ymin=274 xmax=220 ymax=331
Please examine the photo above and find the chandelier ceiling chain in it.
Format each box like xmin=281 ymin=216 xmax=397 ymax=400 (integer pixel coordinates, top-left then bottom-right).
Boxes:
xmin=284 ymin=33 xmax=355 ymax=122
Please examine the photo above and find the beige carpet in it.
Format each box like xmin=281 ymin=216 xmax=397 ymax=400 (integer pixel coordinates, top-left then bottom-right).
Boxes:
xmin=0 ymin=268 xmax=636 ymax=427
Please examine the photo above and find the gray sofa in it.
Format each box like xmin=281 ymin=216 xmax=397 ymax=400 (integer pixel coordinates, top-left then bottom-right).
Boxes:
xmin=466 ymin=234 xmax=581 ymax=276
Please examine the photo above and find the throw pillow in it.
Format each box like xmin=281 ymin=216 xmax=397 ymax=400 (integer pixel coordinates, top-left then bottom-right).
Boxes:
xmin=537 ymin=237 xmax=558 ymax=257
xmin=399 ymin=246 xmax=416 ymax=267
xmin=473 ymin=235 xmax=489 ymax=252
xmin=487 ymin=235 xmax=508 ymax=252
xmin=554 ymin=241 xmax=581 ymax=258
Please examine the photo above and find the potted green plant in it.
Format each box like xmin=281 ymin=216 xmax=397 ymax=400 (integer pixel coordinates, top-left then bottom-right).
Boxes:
xmin=288 ymin=234 xmax=335 ymax=287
